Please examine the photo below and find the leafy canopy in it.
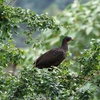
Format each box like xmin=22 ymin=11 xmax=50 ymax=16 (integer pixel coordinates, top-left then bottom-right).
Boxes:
xmin=0 ymin=0 xmax=100 ymax=100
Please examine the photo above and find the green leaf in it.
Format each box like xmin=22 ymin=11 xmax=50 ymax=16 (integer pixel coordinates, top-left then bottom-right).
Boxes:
xmin=86 ymin=27 xmax=93 ymax=35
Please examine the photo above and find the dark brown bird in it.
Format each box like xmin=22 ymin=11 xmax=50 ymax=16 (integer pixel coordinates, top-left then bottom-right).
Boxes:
xmin=34 ymin=36 xmax=73 ymax=71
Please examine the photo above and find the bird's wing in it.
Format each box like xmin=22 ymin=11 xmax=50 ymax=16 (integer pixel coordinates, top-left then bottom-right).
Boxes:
xmin=35 ymin=48 xmax=65 ymax=67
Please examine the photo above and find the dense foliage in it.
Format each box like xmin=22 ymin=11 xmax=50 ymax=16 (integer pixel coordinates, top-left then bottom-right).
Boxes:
xmin=0 ymin=0 xmax=100 ymax=100
xmin=0 ymin=39 xmax=100 ymax=100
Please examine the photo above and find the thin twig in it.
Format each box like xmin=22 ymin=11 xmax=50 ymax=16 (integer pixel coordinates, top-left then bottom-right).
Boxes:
xmin=8 ymin=0 xmax=17 ymax=6
xmin=12 ymin=0 xmax=17 ymax=6
xmin=8 ymin=0 xmax=13 ymax=5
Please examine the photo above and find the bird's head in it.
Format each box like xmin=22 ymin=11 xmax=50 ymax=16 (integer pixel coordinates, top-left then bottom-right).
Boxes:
xmin=62 ymin=36 xmax=73 ymax=45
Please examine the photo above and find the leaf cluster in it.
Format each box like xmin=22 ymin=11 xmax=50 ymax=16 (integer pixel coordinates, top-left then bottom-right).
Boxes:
xmin=0 ymin=0 xmax=100 ymax=100
xmin=0 ymin=39 xmax=100 ymax=100
xmin=0 ymin=2 xmax=59 ymax=43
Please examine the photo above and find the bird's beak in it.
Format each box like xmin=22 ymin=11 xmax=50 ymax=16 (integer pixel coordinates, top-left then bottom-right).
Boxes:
xmin=71 ymin=38 xmax=74 ymax=41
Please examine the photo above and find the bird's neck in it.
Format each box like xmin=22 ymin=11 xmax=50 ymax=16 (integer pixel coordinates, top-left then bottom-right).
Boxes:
xmin=61 ymin=44 xmax=68 ymax=52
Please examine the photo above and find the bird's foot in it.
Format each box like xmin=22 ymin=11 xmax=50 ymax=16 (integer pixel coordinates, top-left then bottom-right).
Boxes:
xmin=48 ymin=68 xmax=53 ymax=71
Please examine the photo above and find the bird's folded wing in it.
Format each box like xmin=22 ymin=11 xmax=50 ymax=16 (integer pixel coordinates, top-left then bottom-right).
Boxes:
xmin=35 ymin=49 xmax=64 ymax=66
